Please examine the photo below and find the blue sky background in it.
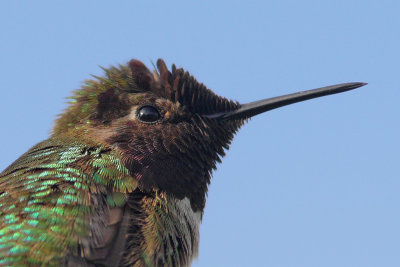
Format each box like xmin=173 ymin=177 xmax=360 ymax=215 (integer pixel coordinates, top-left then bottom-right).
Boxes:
xmin=0 ymin=1 xmax=399 ymax=266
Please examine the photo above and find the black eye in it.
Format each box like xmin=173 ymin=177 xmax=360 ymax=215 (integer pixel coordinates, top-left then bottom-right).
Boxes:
xmin=137 ymin=105 xmax=161 ymax=123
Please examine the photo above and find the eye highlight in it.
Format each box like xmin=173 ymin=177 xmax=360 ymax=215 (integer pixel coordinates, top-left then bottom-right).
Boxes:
xmin=137 ymin=105 xmax=162 ymax=123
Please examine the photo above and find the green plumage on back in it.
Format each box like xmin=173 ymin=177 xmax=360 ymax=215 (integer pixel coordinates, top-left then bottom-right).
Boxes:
xmin=0 ymin=138 xmax=135 ymax=265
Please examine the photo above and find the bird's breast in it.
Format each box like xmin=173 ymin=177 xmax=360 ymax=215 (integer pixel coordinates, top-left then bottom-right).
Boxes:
xmin=120 ymin=192 xmax=202 ymax=266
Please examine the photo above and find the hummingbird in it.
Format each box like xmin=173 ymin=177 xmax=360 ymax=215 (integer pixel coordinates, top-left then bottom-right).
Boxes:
xmin=0 ymin=59 xmax=366 ymax=266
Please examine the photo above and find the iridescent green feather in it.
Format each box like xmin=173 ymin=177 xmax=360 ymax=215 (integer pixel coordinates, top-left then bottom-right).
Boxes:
xmin=0 ymin=137 xmax=136 ymax=266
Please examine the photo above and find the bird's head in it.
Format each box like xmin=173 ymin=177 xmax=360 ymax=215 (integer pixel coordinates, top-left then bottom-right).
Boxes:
xmin=53 ymin=59 xmax=365 ymax=211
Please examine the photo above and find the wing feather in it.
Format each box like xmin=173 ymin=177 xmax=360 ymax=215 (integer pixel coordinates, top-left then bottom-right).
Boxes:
xmin=0 ymin=138 xmax=137 ymax=266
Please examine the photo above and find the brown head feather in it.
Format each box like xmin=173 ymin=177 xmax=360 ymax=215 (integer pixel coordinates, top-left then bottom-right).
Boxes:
xmin=53 ymin=59 xmax=244 ymax=211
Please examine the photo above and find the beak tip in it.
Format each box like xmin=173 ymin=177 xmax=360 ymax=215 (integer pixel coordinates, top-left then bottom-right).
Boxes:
xmin=353 ymin=82 xmax=368 ymax=88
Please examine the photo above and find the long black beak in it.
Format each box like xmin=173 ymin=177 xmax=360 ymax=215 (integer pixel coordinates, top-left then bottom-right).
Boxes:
xmin=205 ymin=82 xmax=367 ymax=120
